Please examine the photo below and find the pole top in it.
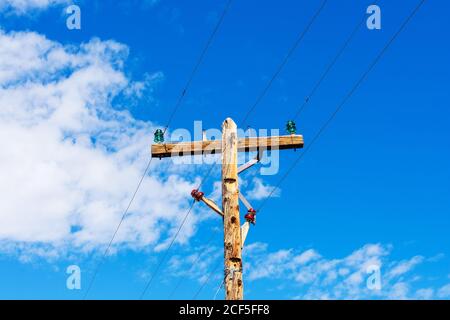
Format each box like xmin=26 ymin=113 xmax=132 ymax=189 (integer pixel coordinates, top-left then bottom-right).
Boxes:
xmin=223 ymin=117 xmax=237 ymax=129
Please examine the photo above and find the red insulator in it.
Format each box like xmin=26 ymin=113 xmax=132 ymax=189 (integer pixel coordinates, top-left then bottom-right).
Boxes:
xmin=245 ymin=208 xmax=256 ymax=225
xmin=191 ymin=189 xmax=204 ymax=202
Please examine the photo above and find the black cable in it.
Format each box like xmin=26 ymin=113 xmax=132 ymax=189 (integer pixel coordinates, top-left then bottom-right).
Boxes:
xmin=291 ymin=0 xmax=380 ymax=121
xmin=213 ymin=275 xmax=226 ymax=300
xmin=84 ymin=0 xmax=233 ymax=299
xmin=193 ymin=259 xmax=222 ymax=300
xmin=83 ymin=156 xmax=154 ymax=299
xmin=86 ymin=0 xmax=233 ymax=299
xmin=138 ymin=0 xmax=233 ymax=295
xmin=139 ymin=199 xmax=196 ymax=299
xmin=241 ymin=0 xmax=329 ymax=126
xmin=163 ymin=0 xmax=234 ymax=135
xmin=139 ymin=163 xmax=218 ymax=299
xmin=168 ymin=228 xmax=219 ymax=299
xmin=258 ymin=0 xmax=427 ymax=213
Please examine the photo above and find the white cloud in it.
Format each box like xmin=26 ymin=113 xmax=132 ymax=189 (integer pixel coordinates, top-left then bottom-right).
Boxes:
xmin=0 ymin=29 xmax=202 ymax=258
xmin=387 ymin=282 xmax=410 ymax=300
xmin=246 ymin=177 xmax=280 ymax=200
xmin=293 ymin=249 xmax=321 ymax=265
xmin=0 ymin=0 xmax=68 ymax=14
xmin=437 ymin=284 xmax=450 ymax=298
xmin=387 ymin=256 xmax=424 ymax=279
xmin=244 ymin=243 xmax=443 ymax=300
xmin=167 ymin=242 xmax=222 ymax=284
xmin=415 ymin=288 xmax=434 ymax=300
xmin=248 ymin=249 xmax=292 ymax=280
xmin=244 ymin=241 xmax=268 ymax=254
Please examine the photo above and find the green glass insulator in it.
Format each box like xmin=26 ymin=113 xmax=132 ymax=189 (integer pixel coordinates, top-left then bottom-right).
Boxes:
xmin=154 ymin=129 xmax=164 ymax=143
xmin=286 ymin=120 xmax=297 ymax=135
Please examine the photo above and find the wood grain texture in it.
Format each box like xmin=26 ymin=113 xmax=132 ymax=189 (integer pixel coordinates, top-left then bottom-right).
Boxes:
xmin=151 ymin=135 xmax=304 ymax=158
xmin=150 ymin=119 xmax=305 ymax=300
xmin=222 ymin=118 xmax=243 ymax=300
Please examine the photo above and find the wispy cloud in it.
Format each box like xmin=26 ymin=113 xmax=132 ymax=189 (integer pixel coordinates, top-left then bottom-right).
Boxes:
xmin=437 ymin=284 xmax=450 ymax=298
xmin=244 ymin=243 xmax=449 ymax=300
xmin=246 ymin=177 xmax=280 ymax=200
xmin=386 ymin=256 xmax=424 ymax=279
xmin=0 ymin=0 xmax=69 ymax=14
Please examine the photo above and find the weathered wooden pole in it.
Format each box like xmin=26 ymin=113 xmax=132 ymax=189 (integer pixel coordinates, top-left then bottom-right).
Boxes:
xmin=151 ymin=118 xmax=304 ymax=300
xmin=221 ymin=118 xmax=243 ymax=300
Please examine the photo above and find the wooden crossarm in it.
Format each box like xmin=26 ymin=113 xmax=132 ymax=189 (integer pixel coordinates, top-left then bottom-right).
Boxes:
xmin=151 ymin=135 xmax=304 ymax=158
xmin=150 ymin=118 xmax=304 ymax=300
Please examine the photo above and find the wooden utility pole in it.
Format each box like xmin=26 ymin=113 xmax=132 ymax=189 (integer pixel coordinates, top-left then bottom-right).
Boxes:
xmin=152 ymin=118 xmax=303 ymax=300
xmin=221 ymin=118 xmax=243 ymax=300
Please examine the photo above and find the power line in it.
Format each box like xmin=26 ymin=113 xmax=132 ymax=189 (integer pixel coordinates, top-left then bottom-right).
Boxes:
xmin=241 ymin=0 xmax=329 ymax=126
xmin=84 ymin=0 xmax=232 ymax=299
xmin=139 ymin=0 xmax=425 ymax=300
xmin=168 ymin=228 xmax=219 ymax=299
xmin=83 ymin=156 xmax=154 ymax=299
xmin=152 ymin=0 xmax=327 ymax=299
xmin=139 ymin=199 xmax=196 ymax=299
xmin=258 ymin=0 xmax=427 ymax=213
xmin=138 ymin=1 xmax=234 ymax=295
xmin=213 ymin=276 xmax=225 ymax=300
xmin=175 ymin=0 xmax=333 ymax=291
xmin=193 ymin=259 xmax=222 ymax=300
xmin=291 ymin=0 xmax=380 ymax=121
xmin=182 ymin=0 xmax=330 ymax=300
xmin=139 ymin=163 xmax=218 ymax=299
xmin=163 ymin=0 xmax=234 ymax=135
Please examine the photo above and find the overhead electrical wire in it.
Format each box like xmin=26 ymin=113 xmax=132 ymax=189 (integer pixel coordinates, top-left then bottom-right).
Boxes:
xmin=168 ymin=0 xmax=331 ymax=300
xmin=84 ymin=0 xmax=234 ymax=299
xmin=154 ymin=0 xmax=427 ymax=301
xmin=240 ymin=0 xmax=329 ymax=127
xmin=168 ymin=228 xmax=220 ymax=299
xmin=164 ymin=0 xmax=426 ymax=301
xmin=139 ymin=199 xmax=196 ymax=300
xmin=213 ymin=277 xmax=226 ymax=300
xmin=193 ymin=259 xmax=222 ymax=300
xmin=163 ymin=0 xmax=234 ymax=135
xmin=140 ymin=0 xmax=234 ymax=298
xmin=140 ymin=163 xmax=218 ymax=299
xmin=83 ymin=156 xmax=154 ymax=299
xmin=291 ymin=0 xmax=380 ymax=121
xmin=113 ymin=0 xmax=424 ymax=300
xmin=257 ymin=0 xmax=427 ymax=214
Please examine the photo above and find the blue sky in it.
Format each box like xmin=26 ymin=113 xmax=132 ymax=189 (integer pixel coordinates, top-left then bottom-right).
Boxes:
xmin=0 ymin=0 xmax=449 ymax=300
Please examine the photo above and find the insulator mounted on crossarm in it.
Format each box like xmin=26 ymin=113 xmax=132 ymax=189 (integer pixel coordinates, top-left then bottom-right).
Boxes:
xmin=191 ymin=189 xmax=204 ymax=202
